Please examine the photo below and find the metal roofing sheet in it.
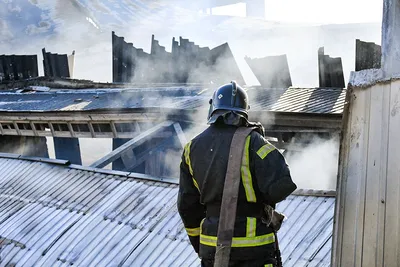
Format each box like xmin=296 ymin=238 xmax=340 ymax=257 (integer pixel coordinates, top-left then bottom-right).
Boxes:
xmin=0 ymin=86 xmax=346 ymax=114
xmin=0 ymin=155 xmax=335 ymax=266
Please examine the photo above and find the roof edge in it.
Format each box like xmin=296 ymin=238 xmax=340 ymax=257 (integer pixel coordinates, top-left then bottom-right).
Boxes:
xmin=292 ymin=189 xmax=336 ymax=197
xmin=0 ymin=153 xmax=178 ymax=184
xmin=0 ymin=153 xmax=337 ymax=194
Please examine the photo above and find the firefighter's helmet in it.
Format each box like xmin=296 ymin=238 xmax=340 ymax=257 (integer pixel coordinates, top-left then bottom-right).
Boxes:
xmin=207 ymin=81 xmax=250 ymax=124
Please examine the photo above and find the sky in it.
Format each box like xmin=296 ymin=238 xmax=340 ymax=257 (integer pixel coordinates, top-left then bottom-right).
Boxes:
xmin=211 ymin=0 xmax=383 ymax=24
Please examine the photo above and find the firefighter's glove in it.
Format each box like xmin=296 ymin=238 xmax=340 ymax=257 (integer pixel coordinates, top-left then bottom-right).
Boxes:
xmin=261 ymin=205 xmax=286 ymax=232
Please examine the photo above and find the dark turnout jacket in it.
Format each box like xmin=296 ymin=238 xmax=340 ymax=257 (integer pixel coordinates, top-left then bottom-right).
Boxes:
xmin=177 ymin=123 xmax=297 ymax=261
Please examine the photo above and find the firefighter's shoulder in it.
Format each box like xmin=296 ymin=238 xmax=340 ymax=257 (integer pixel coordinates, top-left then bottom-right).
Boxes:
xmin=249 ymin=131 xmax=278 ymax=160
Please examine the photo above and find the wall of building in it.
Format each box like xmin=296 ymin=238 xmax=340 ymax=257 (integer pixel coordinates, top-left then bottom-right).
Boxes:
xmin=332 ymin=70 xmax=400 ymax=266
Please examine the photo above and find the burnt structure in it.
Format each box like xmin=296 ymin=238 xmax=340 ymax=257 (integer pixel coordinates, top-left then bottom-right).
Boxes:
xmin=245 ymin=54 xmax=292 ymax=88
xmin=111 ymin=31 xmax=244 ymax=171
xmin=112 ymin=31 xmax=245 ymax=85
xmin=0 ymin=77 xmax=345 ymax=177
xmin=42 ymin=48 xmax=71 ymax=78
xmin=0 ymin=54 xmax=43 ymax=157
xmin=0 ymin=54 xmax=38 ymax=83
xmin=318 ymin=47 xmax=345 ymax=88
xmin=355 ymin=39 xmax=381 ymax=71
xmin=42 ymin=48 xmax=82 ymax=165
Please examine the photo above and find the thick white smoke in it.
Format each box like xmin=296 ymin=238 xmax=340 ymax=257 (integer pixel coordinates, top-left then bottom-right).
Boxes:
xmin=284 ymin=135 xmax=340 ymax=190
xmin=0 ymin=0 xmax=380 ymax=189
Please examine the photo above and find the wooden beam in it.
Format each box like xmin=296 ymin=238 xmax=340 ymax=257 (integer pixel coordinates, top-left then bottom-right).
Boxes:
xmin=173 ymin=122 xmax=187 ymax=148
xmin=90 ymin=121 xmax=173 ymax=168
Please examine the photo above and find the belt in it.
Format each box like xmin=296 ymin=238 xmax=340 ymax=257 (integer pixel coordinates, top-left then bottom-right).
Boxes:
xmin=206 ymin=203 xmax=264 ymax=217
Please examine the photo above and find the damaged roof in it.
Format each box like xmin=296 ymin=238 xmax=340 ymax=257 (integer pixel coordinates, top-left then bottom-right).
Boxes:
xmin=0 ymin=83 xmax=346 ymax=115
xmin=0 ymin=154 xmax=335 ymax=267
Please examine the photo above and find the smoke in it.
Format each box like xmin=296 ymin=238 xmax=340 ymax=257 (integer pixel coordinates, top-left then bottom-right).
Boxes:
xmin=284 ymin=135 xmax=340 ymax=190
xmin=0 ymin=1 xmax=380 ymax=189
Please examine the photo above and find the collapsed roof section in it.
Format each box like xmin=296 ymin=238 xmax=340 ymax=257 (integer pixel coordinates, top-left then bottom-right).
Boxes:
xmin=112 ymin=31 xmax=245 ymax=85
xmin=0 ymin=154 xmax=335 ymax=267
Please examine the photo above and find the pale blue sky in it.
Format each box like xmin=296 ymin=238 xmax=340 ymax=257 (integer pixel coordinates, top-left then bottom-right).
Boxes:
xmin=211 ymin=0 xmax=383 ymax=24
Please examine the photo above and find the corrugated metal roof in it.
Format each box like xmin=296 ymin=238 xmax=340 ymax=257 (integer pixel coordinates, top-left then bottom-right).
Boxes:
xmin=0 ymin=86 xmax=346 ymax=114
xmin=0 ymin=154 xmax=335 ymax=266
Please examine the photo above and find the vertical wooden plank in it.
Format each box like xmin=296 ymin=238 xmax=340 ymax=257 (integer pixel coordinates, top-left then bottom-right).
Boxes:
xmin=375 ymin=83 xmax=391 ymax=266
xmin=355 ymin=86 xmax=371 ymax=267
xmin=384 ymin=79 xmax=400 ymax=266
xmin=332 ymin=90 xmax=352 ymax=267
xmin=361 ymin=83 xmax=389 ymax=267
xmin=339 ymin=86 xmax=370 ymax=267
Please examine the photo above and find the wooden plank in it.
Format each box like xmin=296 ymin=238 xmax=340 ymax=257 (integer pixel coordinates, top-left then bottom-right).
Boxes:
xmin=90 ymin=121 xmax=173 ymax=168
xmin=339 ymin=86 xmax=370 ymax=267
xmin=384 ymin=80 xmax=400 ymax=266
xmin=376 ymin=82 xmax=391 ymax=266
xmin=173 ymin=122 xmax=187 ymax=148
xmin=362 ymin=82 xmax=388 ymax=266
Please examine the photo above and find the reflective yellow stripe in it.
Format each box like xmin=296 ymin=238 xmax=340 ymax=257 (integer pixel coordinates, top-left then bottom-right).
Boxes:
xmin=186 ymin=227 xmax=200 ymax=237
xmin=184 ymin=141 xmax=194 ymax=175
xmin=184 ymin=141 xmax=200 ymax=193
xmin=256 ymin=143 xmax=275 ymax=159
xmin=264 ymin=264 xmax=273 ymax=267
xmin=246 ymin=217 xmax=256 ymax=237
xmin=241 ymin=136 xmax=257 ymax=202
xmin=192 ymin=178 xmax=200 ymax=192
xmin=200 ymin=233 xmax=275 ymax=247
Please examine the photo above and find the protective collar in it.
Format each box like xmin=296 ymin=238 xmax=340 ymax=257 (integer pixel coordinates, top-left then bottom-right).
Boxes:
xmin=208 ymin=110 xmax=265 ymax=136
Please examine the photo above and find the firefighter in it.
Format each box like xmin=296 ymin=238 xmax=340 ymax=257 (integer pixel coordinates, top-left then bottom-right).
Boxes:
xmin=177 ymin=81 xmax=297 ymax=267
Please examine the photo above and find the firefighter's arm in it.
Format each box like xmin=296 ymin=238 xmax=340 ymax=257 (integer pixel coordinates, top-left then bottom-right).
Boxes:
xmin=177 ymin=143 xmax=205 ymax=254
xmin=250 ymin=132 xmax=297 ymax=205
